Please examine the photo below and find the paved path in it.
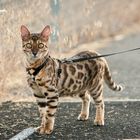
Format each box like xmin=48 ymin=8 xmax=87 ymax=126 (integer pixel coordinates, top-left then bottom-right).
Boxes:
xmin=0 ymin=101 xmax=140 ymax=140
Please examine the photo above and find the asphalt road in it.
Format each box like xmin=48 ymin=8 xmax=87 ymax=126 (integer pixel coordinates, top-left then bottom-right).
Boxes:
xmin=0 ymin=101 xmax=140 ymax=140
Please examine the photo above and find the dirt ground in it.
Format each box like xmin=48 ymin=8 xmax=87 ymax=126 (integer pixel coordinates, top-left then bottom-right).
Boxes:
xmin=1 ymin=29 xmax=140 ymax=102
xmin=1 ymin=0 xmax=140 ymax=102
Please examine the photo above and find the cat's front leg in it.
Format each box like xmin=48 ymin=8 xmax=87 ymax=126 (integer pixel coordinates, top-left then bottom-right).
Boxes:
xmin=27 ymin=77 xmax=48 ymax=133
xmin=37 ymin=90 xmax=59 ymax=134
xmin=27 ymin=77 xmax=44 ymax=97
xmin=28 ymin=77 xmax=58 ymax=134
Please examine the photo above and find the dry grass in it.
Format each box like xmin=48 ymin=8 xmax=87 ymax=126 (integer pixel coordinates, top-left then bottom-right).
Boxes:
xmin=0 ymin=0 xmax=140 ymax=102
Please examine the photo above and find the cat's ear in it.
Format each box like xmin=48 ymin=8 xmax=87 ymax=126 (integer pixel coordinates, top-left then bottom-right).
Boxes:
xmin=20 ymin=25 xmax=30 ymax=40
xmin=40 ymin=25 xmax=51 ymax=40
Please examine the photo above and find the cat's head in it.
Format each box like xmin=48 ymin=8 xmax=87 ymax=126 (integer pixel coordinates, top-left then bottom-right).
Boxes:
xmin=20 ymin=25 xmax=51 ymax=63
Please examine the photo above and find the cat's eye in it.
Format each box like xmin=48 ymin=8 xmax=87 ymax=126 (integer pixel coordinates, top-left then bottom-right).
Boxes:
xmin=26 ymin=43 xmax=32 ymax=49
xmin=38 ymin=43 xmax=44 ymax=49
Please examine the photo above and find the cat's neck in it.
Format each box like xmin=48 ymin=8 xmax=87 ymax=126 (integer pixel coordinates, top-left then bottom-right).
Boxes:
xmin=26 ymin=55 xmax=51 ymax=69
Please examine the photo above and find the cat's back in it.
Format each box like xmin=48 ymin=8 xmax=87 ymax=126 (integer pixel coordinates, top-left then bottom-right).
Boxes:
xmin=71 ymin=50 xmax=98 ymax=59
xmin=67 ymin=50 xmax=105 ymax=65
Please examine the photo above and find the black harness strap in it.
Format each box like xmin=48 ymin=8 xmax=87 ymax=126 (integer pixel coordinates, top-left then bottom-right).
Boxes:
xmin=61 ymin=47 xmax=140 ymax=64
xmin=33 ymin=60 xmax=48 ymax=76
xmin=26 ymin=57 xmax=49 ymax=76
xmin=56 ymin=59 xmax=62 ymax=78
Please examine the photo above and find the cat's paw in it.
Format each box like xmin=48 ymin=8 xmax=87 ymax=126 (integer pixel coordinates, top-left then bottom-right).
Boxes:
xmin=77 ymin=113 xmax=89 ymax=121
xmin=94 ymin=119 xmax=104 ymax=126
xmin=45 ymin=128 xmax=53 ymax=134
xmin=36 ymin=126 xmax=45 ymax=134
xmin=36 ymin=126 xmax=53 ymax=134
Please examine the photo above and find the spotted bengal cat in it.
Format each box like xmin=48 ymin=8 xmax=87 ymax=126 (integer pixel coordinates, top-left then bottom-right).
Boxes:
xmin=20 ymin=25 xmax=123 ymax=134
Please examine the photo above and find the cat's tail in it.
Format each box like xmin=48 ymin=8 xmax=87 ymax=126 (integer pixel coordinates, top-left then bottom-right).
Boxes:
xmin=104 ymin=62 xmax=123 ymax=92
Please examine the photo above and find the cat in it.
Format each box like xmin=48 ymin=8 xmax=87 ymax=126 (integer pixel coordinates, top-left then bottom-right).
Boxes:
xmin=20 ymin=25 xmax=123 ymax=134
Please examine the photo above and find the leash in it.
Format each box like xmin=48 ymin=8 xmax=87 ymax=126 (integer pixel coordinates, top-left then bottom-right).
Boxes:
xmin=26 ymin=47 xmax=140 ymax=78
xmin=61 ymin=47 xmax=140 ymax=63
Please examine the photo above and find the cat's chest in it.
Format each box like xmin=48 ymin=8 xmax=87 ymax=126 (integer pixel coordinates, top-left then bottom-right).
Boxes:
xmin=35 ymin=71 xmax=53 ymax=87
xmin=27 ymin=67 xmax=53 ymax=88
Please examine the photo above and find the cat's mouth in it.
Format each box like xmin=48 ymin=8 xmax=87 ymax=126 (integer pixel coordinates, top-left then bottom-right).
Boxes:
xmin=27 ymin=55 xmax=40 ymax=63
xmin=33 ymin=55 xmax=38 ymax=59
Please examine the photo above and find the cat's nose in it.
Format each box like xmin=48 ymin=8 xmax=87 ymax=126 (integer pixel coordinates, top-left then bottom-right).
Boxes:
xmin=32 ymin=52 xmax=37 ymax=57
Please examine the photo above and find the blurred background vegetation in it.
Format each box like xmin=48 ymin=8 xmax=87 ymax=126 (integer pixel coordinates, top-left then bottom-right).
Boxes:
xmin=0 ymin=0 xmax=140 ymax=101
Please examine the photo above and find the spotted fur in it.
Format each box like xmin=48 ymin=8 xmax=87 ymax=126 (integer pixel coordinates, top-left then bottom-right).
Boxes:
xmin=20 ymin=25 xmax=123 ymax=134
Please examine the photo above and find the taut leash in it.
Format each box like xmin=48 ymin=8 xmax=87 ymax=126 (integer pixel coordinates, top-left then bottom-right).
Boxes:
xmin=61 ymin=47 xmax=140 ymax=63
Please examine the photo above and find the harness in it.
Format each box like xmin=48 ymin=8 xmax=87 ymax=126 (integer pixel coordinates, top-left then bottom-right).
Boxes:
xmin=60 ymin=47 xmax=140 ymax=64
xmin=26 ymin=57 xmax=50 ymax=77
xmin=26 ymin=47 xmax=140 ymax=78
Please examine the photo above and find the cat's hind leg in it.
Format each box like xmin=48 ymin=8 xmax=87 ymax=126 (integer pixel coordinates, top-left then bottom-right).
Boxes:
xmin=90 ymin=83 xmax=105 ymax=126
xmin=77 ymin=91 xmax=90 ymax=121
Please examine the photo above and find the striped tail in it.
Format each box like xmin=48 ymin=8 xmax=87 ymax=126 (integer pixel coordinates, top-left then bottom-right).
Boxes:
xmin=104 ymin=63 xmax=123 ymax=92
